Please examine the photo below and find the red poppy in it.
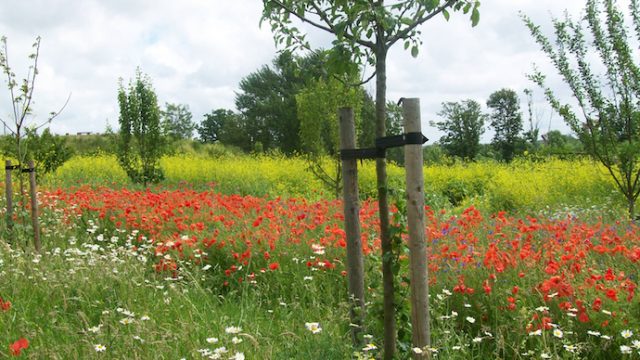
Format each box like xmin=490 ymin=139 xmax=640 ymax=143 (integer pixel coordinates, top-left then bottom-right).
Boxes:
xmin=10 ymin=338 xmax=28 ymax=356
xmin=268 ymin=262 xmax=280 ymax=271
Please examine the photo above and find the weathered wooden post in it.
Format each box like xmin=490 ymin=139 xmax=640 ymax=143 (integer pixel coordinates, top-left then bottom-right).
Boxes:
xmin=5 ymin=160 xmax=13 ymax=231
xmin=338 ymin=107 xmax=366 ymax=345
xmin=27 ymin=160 xmax=41 ymax=252
xmin=403 ymin=98 xmax=430 ymax=358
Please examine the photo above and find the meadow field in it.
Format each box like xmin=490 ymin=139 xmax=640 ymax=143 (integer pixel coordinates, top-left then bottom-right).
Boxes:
xmin=1 ymin=155 xmax=638 ymax=359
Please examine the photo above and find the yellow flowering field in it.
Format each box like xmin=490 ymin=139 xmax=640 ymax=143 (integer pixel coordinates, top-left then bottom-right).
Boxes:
xmin=47 ymin=154 xmax=620 ymax=213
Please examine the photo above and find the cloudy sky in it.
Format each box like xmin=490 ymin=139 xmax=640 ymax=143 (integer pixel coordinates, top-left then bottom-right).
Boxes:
xmin=0 ymin=0 xmax=586 ymax=141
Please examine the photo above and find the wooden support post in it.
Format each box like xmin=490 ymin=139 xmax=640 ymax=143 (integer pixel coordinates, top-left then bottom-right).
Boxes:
xmin=28 ymin=160 xmax=41 ymax=252
xmin=403 ymin=98 xmax=431 ymax=358
xmin=338 ymin=107 xmax=366 ymax=345
xmin=5 ymin=160 xmax=13 ymax=231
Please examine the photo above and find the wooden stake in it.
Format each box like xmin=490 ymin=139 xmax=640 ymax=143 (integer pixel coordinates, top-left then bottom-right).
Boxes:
xmin=338 ymin=107 xmax=366 ymax=345
xmin=403 ymin=98 xmax=431 ymax=358
xmin=28 ymin=160 xmax=41 ymax=252
xmin=5 ymin=160 xmax=13 ymax=231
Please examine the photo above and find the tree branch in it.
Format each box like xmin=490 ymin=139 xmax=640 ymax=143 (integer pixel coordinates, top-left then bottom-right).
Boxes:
xmin=267 ymin=0 xmax=375 ymax=49
xmin=388 ymin=0 xmax=457 ymax=45
xmin=332 ymin=70 xmax=377 ymax=87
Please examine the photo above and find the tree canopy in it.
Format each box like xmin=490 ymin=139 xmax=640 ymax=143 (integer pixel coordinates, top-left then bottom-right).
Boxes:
xmin=432 ymin=99 xmax=485 ymax=160
xmin=524 ymin=0 xmax=640 ymax=218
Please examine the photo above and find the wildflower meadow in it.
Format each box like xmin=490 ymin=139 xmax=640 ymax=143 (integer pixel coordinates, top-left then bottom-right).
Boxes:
xmin=1 ymin=155 xmax=639 ymax=359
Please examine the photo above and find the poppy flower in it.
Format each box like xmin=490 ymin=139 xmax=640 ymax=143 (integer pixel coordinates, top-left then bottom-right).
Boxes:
xmin=10 ymin=338 xmax=29 ymax=356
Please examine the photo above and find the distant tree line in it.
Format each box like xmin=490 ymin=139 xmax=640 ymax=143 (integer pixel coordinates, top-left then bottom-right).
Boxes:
xmin=429 ymin=88 xmax=586 ymax=163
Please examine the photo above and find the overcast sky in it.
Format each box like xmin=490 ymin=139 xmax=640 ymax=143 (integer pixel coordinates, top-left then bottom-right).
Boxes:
xmin=0 ymin=0 xmax=587 ymax=141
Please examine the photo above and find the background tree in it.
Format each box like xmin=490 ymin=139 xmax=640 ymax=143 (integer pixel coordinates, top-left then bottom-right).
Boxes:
xmin=540 ymin=130 xmax=584 ymax=157
xmin=198 ymin=108 xmax=229 ymax=143
xmin=117 ymin=69 xmax=165 ymax=185
xmin=235 ymin=51 xmax=325 ymax=153
xmin=261 ymin=3 xmax=481 ymax=355
xmin=359 ymin=94 xmax=403 ymax=146
xmin=431 ymin=100 xmax=485 ymax=160
xmin=522 ymin=88 xmax=541 ymax=152
xmin=486 ymin=88 xmax=524 ymax=162
xmin=161 ymin=102 xmax=195 ymax=140
xmin=0 ymin=36 xmax=68 ymax=191
xmin=523 ymin=0 xmax=640 ymax=218
xmin=198 ymin=109 xmax=251 ymax=151
xmin=297 ymin=76 xmax=363 ymax=198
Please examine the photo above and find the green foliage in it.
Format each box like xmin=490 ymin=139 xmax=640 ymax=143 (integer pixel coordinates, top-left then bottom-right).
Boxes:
xmin=62 ymin=133 xmax=117 ymax=156
xmin=116 ymin=69 xmax=165 ymax=185
xmin=539 ymin=130 xmax=584 ymax=157
xmin=522 ymin=88 xmax=541 ymax=152
xmin=297 ymin=76 xmax=363 ymax=197
xmin=23 ymin=128 xmax=73 ymax=175
xmin=161 ymin=103 xmax=195 ymax=140
xmin=198 ymin=109 xmax=251 ymax=151
xmin=486 ymin=88 xmax=524 ymax=162
xmin=235 ymin=51 xmax=326 ymax=154
xmin=260 ymin=0 xmax=481 ymax=70
xmin=523 ymin=0 xmax=640 ymax=218
xmin=432 ymin=100 xmax=486 ymax=160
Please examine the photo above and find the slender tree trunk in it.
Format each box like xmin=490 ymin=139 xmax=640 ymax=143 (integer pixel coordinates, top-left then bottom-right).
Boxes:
xmin=339 ymin=107 xmax=366 ymax=346
xmin=376 ymin=42 xmax=396 ymax=360
xmin=629 ymin=196 xmax=636 ymax=221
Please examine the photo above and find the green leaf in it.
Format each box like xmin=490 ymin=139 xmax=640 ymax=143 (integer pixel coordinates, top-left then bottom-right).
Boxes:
xmin=400 ymin=17 xmax=413 ymax=26
xmin=471 ymin=8 xmax=480 ymax=27
xmin=443 ymin=9 xmax=450 ymax=21
xmin=404 ymin=40 xmax=410 ymax=50
xmin=411 ymin=45 xmax=419 ymax=58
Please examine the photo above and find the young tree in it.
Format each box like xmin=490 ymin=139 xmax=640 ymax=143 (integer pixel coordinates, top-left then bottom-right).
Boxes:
xmin=117 ymin=69 xmax=165 ymax=185
xmin=522 ymin=88 xmax=541 ymax=152
xmin=431 ymin=100 xmax=485 ymax=160
xmin=260 ymin=2 xmax=481 ymax=356
xmin=0 ymin=36 xmax=68 ymax=191
xmin=523 ymin=0 xmax=640 ymax=218
xmin=486 ymin=88 xmax=523 ymax=162
xmin=297 ymin=76 xmax=363 ymax=198
xmin=161 ymin=102 xmax=195 ymax=140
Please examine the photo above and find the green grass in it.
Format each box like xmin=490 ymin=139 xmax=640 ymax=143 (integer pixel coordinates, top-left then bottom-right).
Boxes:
xmin=0 ymin=235 xmax=355 ymax=359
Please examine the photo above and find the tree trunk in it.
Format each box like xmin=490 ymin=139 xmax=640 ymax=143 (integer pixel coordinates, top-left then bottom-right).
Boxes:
xmin=376 ymin=42 xmax=396 ymax=360
xmin=339 ymin=107 xmax=366 ymax=346
xmin=629 ymin=196 xmax=636 ymax=221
